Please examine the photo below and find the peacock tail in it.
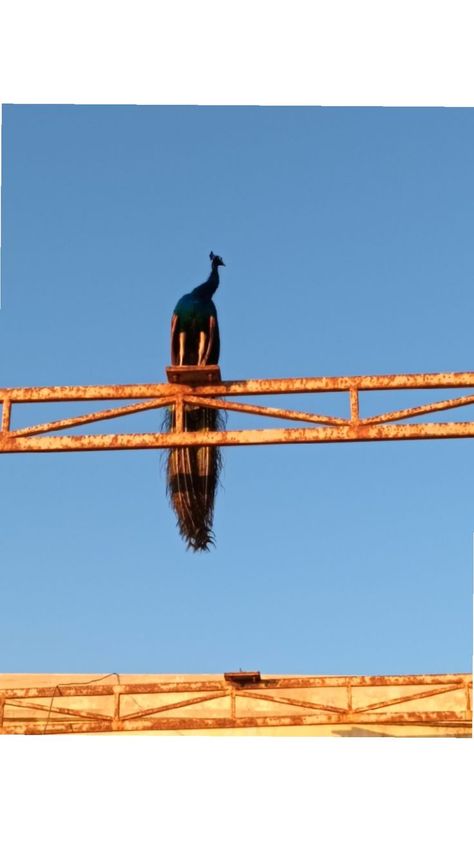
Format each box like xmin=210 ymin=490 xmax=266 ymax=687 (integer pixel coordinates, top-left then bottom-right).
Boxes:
xmin=164 ymin=406 xmax=225 ymax=551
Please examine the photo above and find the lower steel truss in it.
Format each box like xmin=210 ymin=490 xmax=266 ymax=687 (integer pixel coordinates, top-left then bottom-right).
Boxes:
xmin=0 ymin=673 xmax=471 ymax=735
xmin=2 ymin=368 xmax=474 ymax=453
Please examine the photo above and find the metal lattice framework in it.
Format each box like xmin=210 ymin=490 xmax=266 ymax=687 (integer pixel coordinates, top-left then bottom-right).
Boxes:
xmin=0 ymin=673 xmax=471 ymax=735
xmin=2 ymin=368 xmax=474 ymax=453
xmin=2 ymin=375 xmax=470 ymax=738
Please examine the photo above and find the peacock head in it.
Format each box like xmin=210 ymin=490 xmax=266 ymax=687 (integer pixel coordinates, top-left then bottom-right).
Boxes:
xmin=210 ymin=251 xmax=225 ymax=268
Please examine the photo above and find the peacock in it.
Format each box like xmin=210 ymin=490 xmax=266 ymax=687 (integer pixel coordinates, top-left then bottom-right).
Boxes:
xmin=165 ymin=252 xmax=226 ymax=551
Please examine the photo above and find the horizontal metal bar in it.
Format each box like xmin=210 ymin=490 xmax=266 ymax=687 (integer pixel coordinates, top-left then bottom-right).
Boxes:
xmin=9 ymin=721 xmax=110 ymax=735
xmin=3 ymin=371 xmax=474 ymax=403
xmin=244 ymin=673 xmax=469 ymax=690
xmin=1 ymin=681 xmax=225 ymax=699
xmin=99 ymin=710 xmax=474 ymax=727
xmin=11 ymin=397 xmax=173 ymax=438
xmin=4 ymin=421 xmax=474 ymax=452
xmin=0 ymin=384 xmax=179 ymax=403
xmin=3 ymin=710 xmax=471 ymax=735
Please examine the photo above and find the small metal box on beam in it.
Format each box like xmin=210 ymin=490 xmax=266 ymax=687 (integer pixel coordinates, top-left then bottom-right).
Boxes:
xmin=224 ymin=671 xmax=261 ymax=686
xmin=166 ymin=365 xmax=221 ymax=385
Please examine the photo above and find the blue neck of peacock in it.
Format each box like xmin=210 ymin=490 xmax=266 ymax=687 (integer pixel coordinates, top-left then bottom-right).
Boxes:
xmin=199 ymin=265 xmax=220 ymax=299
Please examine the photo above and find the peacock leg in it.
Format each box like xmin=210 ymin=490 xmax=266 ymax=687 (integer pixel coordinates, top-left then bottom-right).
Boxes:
xmin=178 ymin=331 xmax=186 ymax=365
xmin=170 ymin=314 xmax=179 ymax=365
xmin=197 ymin=331 xmax=207 ymax=366
xmin=202 ymin=316 xmax=215 ymax=365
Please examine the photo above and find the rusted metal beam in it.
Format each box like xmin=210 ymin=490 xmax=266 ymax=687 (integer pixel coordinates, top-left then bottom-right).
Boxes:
xmin=350 ymin=388 xmax=359 ymax=422
xmin=120 ymin=691 xmax=229 ymax=722
xmin=346 ymin=681 xmax=352 ymax=712
xmin=2 ymin=680 xmax=225 ymax=699
xmin=177 ymin=371 xmax=474 ymax=395
xmin=351 ymin=684 xmax=463 ymax=714
xmin=112 ymin=687 xmax=121 ymax=731
xmin=106 ymin=710 xmax=474 ymax=728
xmin=362 ymin=392 xmax=474 ymax=426
xmin=0 ymin=385 xmax=177 ymax=403
xmin=4 ymin=420 xmax=474 ymax=452
xmin=17 ymin=721 xmax=110 ymax=735
xmin=4 ymin=699 xmax=112 ymax=719
xmin=236 ymin=689 xmax=347 ymax=715
xmin=3 ymin=710 xmax=471 ymax=736
xmin=184 ymin=394 xmax=348 ymax=427
xmin=174 ymin=396 xmax=184 ymax=432
xmin=3 ymin=371 xmax=474 ymax=404
xmin=10 ymin=397 xmax=172 ymax=439
xmin=1 ymin=400 xmax=11 ymax=433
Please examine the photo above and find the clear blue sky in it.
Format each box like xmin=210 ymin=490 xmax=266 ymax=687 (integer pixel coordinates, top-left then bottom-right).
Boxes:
xmin=0 ymin=105 xmax=472 ymax=675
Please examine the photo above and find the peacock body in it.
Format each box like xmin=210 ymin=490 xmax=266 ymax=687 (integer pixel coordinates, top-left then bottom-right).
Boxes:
xmin=171 ymin=253 xmax=223 ymax=366
xmin=166 ymin=252 xmax=225 ymax=551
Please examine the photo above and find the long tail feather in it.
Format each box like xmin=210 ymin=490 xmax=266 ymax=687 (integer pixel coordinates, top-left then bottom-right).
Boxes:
xmin=164 ymin=406 xmax=224 ymax=551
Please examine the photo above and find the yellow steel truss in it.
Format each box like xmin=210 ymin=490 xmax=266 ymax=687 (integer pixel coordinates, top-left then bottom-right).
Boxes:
xmin=0 ymin=672 xmax=471 ymax=735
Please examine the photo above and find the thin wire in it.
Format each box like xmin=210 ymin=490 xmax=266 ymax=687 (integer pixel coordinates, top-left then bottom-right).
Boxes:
xmin=43 ymin=672 xmax=120 ymax=735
